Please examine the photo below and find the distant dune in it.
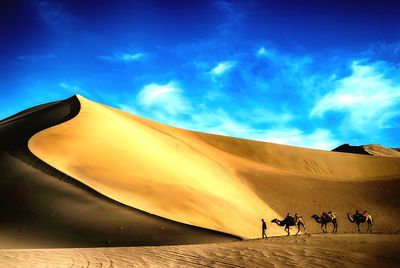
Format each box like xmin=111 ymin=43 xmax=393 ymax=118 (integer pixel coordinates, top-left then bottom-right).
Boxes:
xmin=333 ymin=143 xmax=400 ymax=157
xmin=1 ymin=95 xmax=399 ymax=248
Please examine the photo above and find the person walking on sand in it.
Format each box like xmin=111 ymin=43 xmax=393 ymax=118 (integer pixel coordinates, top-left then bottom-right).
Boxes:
xmin=261 ymin=219 xmax=267 ymax=238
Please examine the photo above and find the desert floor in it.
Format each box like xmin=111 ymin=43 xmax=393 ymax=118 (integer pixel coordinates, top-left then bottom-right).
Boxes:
xmin=0 ymin=234 xmax=399 ymax=267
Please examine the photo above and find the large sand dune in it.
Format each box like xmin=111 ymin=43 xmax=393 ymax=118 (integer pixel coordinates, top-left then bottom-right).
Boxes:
xmin=1 ymin=94 xmax=400 ymax=248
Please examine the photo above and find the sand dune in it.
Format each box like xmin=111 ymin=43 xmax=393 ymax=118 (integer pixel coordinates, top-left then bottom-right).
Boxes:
xmin=0 ymin=97 xmax=237 ymax=248
xmin=1 ymin=94 xmax=400 ymax=248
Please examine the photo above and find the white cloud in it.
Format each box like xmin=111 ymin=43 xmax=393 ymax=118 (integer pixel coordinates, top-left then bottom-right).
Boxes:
xmin=136 ymin=81 xmax=191 ymax=115
xmin=209 ymin=61 xmax=236 ymax=76
xmin=98 ymin=52 xmax=145 ymax=62
xmin=311 ymin=61 xmax=400 ymax=132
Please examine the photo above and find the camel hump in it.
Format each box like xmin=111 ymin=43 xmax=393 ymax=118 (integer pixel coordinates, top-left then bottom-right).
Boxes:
xmin=286 ymin=216 xmax=296 ymax=225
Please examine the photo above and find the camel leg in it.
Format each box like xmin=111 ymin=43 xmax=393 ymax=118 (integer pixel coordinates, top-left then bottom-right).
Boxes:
xmin=286 ymin=226 xmax=290 ymax=236
xmin=302 ymin=223 xmax=307 ymax=234
xmin=320 ymin=224 xmax=325 ymax=233
xmin=357 ymin=223 xmax=360 ymax=232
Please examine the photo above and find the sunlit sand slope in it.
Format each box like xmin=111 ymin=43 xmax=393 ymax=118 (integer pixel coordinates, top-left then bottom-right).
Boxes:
xmin=29 ymin=95 xmax=400 ymax=238
xmin=363 ymin=144 xmax=400 ymax=158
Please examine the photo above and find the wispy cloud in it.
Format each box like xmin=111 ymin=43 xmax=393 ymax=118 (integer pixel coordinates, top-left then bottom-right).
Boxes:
xmin=98 ymin=52 xmax=145 ymax=62
xmin=215 ymin=1 xmax=245 ymax=35
xmin=256 ymin=45 xmax=313 ymax=69
xmin=261 ymin=128 xmax=340 ymax=150
xmin=136 ymin=81 xmax=191 ymax=115
xmin=209 ymin=61 xmax=236 ymax=76
xmin=256 ymin=46 xmax=272 ymax=58
xmin=17 ymin=54 xmax=57 ymax=61
xmin=36 ymin=0 xmax=72 ymax=30
xmin=59 ymin=82 xmax=89 ymax=96
xmin=311 ymin=61 xmax=400 ymax=132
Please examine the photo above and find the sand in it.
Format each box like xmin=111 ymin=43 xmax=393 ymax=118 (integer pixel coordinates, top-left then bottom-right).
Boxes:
xmin=1 ymin=94 xmax=400 ymax=251
xmin=0 ymin=234 xmax=399 ymax=267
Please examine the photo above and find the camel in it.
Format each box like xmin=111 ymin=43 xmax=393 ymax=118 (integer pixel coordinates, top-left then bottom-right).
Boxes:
xmin=347 ymin=211 xmax=373 ymax=232
xmin=311 ymin=212 xmax=338 ymax=233
xmin=271 ymin=213 xmax=306 ymax=236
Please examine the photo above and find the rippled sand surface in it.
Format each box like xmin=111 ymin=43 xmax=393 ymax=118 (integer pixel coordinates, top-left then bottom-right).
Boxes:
xmin=1 ymin=234 xmax=399 ymax=268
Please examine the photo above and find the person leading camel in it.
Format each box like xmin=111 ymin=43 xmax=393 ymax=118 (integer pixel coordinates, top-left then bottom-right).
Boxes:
xmin=261 ymin=219 xmax=267 ymax=238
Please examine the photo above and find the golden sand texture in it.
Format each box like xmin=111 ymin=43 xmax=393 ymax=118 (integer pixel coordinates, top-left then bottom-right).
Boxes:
xmin=0 ymin=234 xmax=399 ymax=267
xmin=363 ymin=144 xmax=400 ymax=158
xmin=28 ymin=95 xmax=400 ymax=238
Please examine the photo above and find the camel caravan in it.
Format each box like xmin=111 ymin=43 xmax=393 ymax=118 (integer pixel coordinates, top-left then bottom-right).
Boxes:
xmin=266 ymin=210 xmax=373 ymax=237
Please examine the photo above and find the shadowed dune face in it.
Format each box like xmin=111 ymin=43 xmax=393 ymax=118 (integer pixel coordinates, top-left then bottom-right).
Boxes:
xmin=27 ymin=95 xmax=400 ymax=240
xmin=0 ymin=152 xmax=238 ymax=248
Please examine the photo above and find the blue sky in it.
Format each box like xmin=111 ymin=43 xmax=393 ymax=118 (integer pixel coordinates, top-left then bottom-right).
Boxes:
xmin=1 ymin=0 xmax=400 ymax=150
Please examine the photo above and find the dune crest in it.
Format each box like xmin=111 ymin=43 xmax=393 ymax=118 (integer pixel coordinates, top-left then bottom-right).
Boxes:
xmin=27 ymin=95 xmax=400 ymax=239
